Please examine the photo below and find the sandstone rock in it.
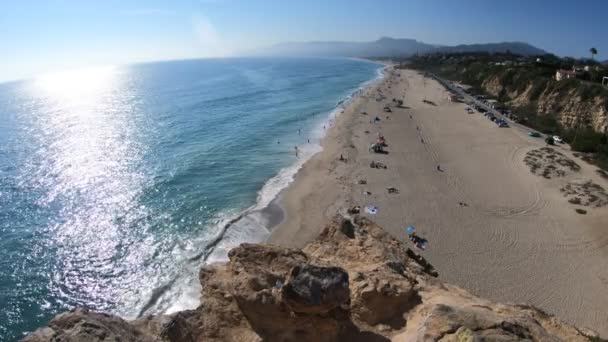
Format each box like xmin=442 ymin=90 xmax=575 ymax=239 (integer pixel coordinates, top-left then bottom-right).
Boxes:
xmin=21 ymin=308 xmax=162 ymax=342
xmin=23 ymin=215 xmax=599 ymax=342
xmin=281 ymin=264 xmax=350 ymax=314
xmin=482 ymin=73 xmax=608 ymax=133
xmin=349 ymin=261 xmax=420 ymax=327
xmin=226 ymin=243 xmax=350 ymax=342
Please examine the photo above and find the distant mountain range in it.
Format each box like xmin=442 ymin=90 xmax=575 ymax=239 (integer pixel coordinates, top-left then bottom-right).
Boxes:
xmin=248 ymin=37 xmax=547 ymax=58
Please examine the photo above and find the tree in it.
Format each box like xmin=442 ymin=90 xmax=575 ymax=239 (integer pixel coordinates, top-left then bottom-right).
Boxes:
xmin=590 ymin=47 xmax=598 ymax=60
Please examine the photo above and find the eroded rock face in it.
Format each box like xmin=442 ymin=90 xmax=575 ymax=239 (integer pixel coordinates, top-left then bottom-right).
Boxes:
xmin=21 ymin=308 xmax=163 ymax=342
xmin=22 ymin=215 xmax=599 ymax=342
xmin=225 ymin=244 xmax=352 ymax=342
xmin=482 ymin=74 xmax=608 ymax=134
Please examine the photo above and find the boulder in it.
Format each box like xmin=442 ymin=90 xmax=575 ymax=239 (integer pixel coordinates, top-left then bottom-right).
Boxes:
xmin=281 ymin=264 xmax=350 ymax=314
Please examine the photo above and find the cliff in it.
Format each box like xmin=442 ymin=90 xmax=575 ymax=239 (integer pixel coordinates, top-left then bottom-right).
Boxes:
xmin=481 ymin=72 xmax=608 ymax=133
xmin=23 ymin=216 xmax=600 ymax=341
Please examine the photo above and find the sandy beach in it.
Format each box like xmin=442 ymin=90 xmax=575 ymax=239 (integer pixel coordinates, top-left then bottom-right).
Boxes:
xmin=269 ymin=67 xmax=608 ymax=335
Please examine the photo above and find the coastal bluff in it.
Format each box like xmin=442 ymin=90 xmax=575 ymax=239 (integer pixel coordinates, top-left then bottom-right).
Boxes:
xmin=23 ymin=216 xmax=599 ymax=342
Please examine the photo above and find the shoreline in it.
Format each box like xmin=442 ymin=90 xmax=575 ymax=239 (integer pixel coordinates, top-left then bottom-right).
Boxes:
xmin=192 ymin=60 xmax=388 ymax=265
xmin=133 ymin=59 xmax=387 ymax=318
xmin=263 ymin=62 xmax=390 ymax=236
xmin=266 ymin=64 xmax=391 ymax=246
xmin=267 ymin=66 xmax=608 ymax=335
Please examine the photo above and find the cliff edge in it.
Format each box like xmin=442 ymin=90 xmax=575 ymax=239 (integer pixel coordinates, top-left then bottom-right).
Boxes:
xmin=23 ymin=215 xmax=600 ymax=341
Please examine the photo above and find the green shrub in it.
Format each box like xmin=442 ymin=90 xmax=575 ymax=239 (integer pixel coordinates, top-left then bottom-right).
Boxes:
xmin=569 ymin=129 xmax=606 ymax=153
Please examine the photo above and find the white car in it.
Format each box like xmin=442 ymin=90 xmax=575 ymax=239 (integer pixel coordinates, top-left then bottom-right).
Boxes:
xmin=553 ymin=136 xmax=564 ymax=144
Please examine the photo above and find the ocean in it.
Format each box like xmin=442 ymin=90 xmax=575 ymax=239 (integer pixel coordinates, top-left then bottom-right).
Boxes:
xmin=0 ymin=57 xmax=382 ymax=340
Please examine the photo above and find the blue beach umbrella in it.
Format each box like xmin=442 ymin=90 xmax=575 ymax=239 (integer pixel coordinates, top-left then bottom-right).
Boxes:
xmin=406 ymin=226 xmax=415 ymax=233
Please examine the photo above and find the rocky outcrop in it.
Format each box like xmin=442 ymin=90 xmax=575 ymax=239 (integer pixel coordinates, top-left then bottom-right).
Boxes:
xmin=21 ymin=308 xmax=163 ymax=342
xmin=23 ymin=215 xmax=600 ymax=342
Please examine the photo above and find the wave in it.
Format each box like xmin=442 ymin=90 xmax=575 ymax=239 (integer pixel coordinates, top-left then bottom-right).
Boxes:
xmin=136 ymin=63 xmax=387 ymax=318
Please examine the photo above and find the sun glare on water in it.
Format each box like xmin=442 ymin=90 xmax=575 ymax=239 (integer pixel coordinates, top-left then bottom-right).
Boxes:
xmin=24 ymin=64 xmax=162 ymax=315
xmin=34 ymin=65 xmax=118 ymax=103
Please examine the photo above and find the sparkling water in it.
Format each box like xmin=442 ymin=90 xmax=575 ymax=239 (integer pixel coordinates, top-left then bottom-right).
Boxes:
xmin=0 ymin=57 xmax=381 ymax=340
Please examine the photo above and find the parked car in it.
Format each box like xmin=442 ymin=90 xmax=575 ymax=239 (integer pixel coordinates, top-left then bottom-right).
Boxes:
xmin=528 ymin=131 xmax=541 ymax=137
xmin=553 ymin=135 xmax=563 ymax=144
xmin=498 ymin=121 xmax=509 ymax=128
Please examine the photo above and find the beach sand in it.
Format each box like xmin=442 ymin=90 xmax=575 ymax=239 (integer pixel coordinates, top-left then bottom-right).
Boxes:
xmin=269 ymin=67 xmax=608 ymax=335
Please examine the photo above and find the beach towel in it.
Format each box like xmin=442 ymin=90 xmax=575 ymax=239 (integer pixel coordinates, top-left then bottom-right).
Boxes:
xmin=365 ymin=205 xmax=378 ymax=215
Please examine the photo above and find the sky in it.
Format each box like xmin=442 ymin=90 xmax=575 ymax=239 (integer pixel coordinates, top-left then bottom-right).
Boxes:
xmin=1 ymin=0 xmax=607 ymax=82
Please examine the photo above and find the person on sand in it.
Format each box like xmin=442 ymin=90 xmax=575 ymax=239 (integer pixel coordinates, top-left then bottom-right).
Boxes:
xmin=436 ymin=164 xmax=441 ymax=171
xmin=339 ymin=154 xmax=345 ymax=162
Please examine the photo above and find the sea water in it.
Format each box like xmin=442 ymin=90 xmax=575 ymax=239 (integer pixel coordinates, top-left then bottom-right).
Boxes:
xmin=0 ymin=57 xmax=381 ymax=340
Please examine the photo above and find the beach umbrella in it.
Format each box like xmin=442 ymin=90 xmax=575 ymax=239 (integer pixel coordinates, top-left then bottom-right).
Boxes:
xmin=406 ymin=226 xmax=415 ymax=233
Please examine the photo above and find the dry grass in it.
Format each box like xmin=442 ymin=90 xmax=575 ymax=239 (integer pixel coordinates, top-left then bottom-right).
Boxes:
xmin=524 ymin=147 xmax=580 ymax=179
xmin=560 ymin=181 xmax=608 ymax=208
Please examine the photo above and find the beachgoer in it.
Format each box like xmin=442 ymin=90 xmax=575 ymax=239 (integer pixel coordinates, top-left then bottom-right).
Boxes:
xmin=307 ymin=138 xmax=310 ymax=143
xmin=436 ymin=164 xmax=441 ymax=171
xmin=295 ymin=145 xmax=298 ymax=157
xmin=339 ymin=154 xmax=345 ymax=161
xmin=298 ymin=129 xmax=301 ymax=135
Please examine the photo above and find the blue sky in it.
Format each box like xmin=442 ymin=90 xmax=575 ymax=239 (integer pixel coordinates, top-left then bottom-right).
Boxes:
xmin=1 ymin=0 xmax=607 ymax=82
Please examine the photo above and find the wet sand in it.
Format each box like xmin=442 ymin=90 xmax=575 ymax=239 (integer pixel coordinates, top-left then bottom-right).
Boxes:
xmin=268 ymin=67 xmax=608 ymax=335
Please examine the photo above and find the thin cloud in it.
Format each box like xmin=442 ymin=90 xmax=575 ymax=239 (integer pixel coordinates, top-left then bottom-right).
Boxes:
xmin=121 ymin=9 xmax=175 ymax=16
xmin=192 ymin=15 xmax=231 ymax=57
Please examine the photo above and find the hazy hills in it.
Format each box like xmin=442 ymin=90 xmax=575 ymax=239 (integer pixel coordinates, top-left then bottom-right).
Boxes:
xmin=249 ymin=37 xmax=547 ymax=57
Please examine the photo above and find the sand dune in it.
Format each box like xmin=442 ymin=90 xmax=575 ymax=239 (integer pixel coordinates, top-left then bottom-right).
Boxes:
xmin=269 ymin=67 xmax=608 ymax=335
